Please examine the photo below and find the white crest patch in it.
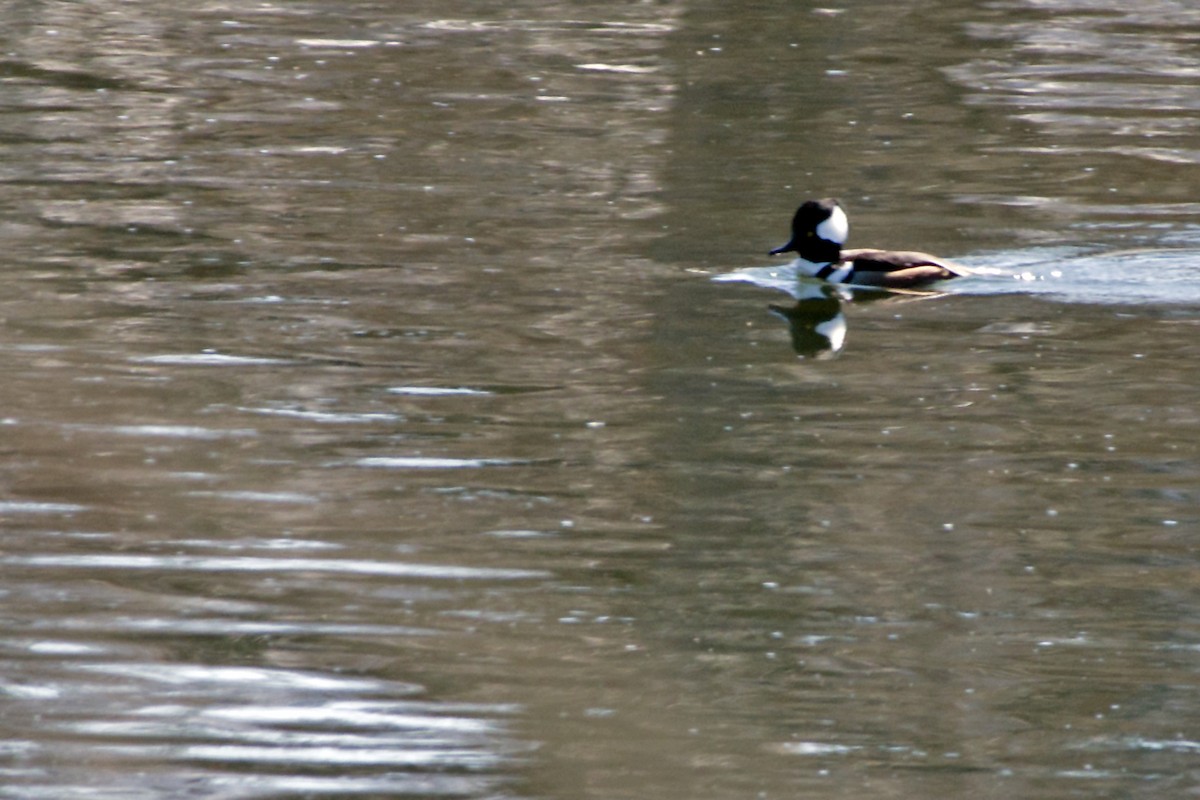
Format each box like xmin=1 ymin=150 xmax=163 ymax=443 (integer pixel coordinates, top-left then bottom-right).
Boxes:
xmin=815 ymin=205 xmax=849 ymax=245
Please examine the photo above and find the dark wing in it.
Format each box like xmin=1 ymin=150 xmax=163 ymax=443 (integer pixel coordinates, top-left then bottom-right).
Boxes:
xmin=842 ymin=249 xmax=971 ymax=289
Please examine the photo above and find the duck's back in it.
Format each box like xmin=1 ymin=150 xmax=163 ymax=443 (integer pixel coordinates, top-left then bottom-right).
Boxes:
xmin=842 ymin=248 xmax=971 ymax=289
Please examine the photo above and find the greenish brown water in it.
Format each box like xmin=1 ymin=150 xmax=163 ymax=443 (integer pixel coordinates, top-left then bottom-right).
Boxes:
xmin=0 ymin=1 xmax=1197 ymax=798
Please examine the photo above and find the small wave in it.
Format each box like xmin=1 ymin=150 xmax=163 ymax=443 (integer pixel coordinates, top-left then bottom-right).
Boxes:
xmin=132 ymin=353 xmax=293 ymax=366
xmin=355 ymin=456 xmax=521 ymax=469
xmin=387 ymin=386 xmax=492 ymax=396
xmin=5 ymin=553 xmax=550 ymax=581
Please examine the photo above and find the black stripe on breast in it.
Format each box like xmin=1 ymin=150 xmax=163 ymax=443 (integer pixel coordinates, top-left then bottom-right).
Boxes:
xmin=815 ymin=263 xmax=839 ymax=280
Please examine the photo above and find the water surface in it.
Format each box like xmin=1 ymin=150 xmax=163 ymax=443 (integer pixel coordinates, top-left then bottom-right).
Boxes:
xmin=0 ymin=1 xmax=1198 ymax=798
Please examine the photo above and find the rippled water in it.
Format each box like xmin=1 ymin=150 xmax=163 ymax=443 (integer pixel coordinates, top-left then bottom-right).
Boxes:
xmin=0 ymin=0 xmax=1198 ymax=798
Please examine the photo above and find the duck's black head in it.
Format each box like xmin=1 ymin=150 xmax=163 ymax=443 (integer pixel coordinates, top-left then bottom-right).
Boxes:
xmin=768 ymin=198 xmax=848 ymax=263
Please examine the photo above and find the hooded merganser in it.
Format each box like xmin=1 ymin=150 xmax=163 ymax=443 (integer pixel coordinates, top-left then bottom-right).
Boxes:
xmin=769 ymin=198 xmax=971 ymax=289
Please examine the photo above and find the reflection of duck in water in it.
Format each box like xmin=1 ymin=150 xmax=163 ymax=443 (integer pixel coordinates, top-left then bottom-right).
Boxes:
xmin=769 ymin=198 xmax=972 ymax=290
xmin=769 ymin=283 xmax=847 ymax=359
xmin=767 ymin=284 xmax=944 ymax=358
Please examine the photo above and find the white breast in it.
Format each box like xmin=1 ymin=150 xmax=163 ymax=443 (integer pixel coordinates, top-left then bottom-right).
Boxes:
xmin=791 ymin=257 xmax=852 ymax=283
xmin=823 ymin=264 xmax=854 ymax=283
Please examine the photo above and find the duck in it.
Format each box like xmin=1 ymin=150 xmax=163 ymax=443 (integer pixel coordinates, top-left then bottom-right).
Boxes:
xmin=768 ymin=198 xmax=971 ymax=289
